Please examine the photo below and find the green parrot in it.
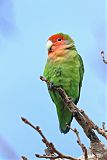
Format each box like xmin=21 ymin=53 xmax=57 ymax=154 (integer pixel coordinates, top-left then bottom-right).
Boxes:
xmin=43 ymin=33 xmax=84 ymax=134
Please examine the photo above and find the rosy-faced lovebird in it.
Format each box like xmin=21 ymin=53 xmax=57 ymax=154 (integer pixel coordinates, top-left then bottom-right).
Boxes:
xmin=43 ymin=33 xmax=84 ymax=134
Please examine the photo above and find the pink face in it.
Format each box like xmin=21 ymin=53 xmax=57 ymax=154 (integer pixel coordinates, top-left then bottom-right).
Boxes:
xmin=47 ymin=34 xmax=66 ymax=55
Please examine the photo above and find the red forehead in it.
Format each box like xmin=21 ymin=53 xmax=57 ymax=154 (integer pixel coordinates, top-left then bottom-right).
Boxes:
xmin=48 ymin=34 xmax=65 ymax=42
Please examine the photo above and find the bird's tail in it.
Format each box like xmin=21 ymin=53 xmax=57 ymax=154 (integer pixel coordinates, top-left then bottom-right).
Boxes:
xmin=56 ymin=103 xmax=73 ymax=134
xmin=49 ymin=90 xmax=73 ymax=134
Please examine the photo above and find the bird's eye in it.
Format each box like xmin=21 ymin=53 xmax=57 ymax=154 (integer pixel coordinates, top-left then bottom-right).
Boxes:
xmin=57 ymin=38 xmax=62 ymax=41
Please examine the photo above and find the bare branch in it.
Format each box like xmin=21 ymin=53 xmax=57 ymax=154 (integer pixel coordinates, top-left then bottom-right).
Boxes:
xmin=79 ymin=110 xmax=107 ymax=140
xmin=101 ymin=51 xmax=107 ymax=64
xmin=36 ymin=154 xmax=77 ymax=159
xmin=66 ymin=124 xmax=88 ymax=160
xmin=21 ymin=117 xmax=79 ymax=160
xmin=36 ymin=154 xmax=59 ymax=159
xmin=21 ymin=76 xmax=107 ymax=160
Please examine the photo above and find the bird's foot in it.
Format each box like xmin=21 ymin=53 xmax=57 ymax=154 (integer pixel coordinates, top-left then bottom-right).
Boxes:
xmin=48 ymin=82 xmax=61 ymax=90
xmin=48 ymin=82 xmax=54 ymax=90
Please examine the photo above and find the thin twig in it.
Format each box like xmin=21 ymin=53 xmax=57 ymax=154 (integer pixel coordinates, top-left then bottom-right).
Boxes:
xmin=80 ymin=110 xmax=107 ymax=140
xmin=36 ymin=154 xmax=74 ymax=159
xmin=66 ymin=124 xmax=88 ymax=160
xmin=21 ymin=156 xmax=29 ymax=160
xmin=21 ymin=117 xmax=79 ymax=160
xmin=21 ymin=117 xmax=51 ymax=148
xmin=101 ymin=51 xmax=107 ymax=64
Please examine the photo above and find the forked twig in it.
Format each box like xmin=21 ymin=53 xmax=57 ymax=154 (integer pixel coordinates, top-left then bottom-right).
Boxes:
xmin=80 ymin=110 xmax=107 ymax=140
xmin=66 ymin=124 xmax=88 ymax=160
xmin=21 ymin=117 xmax=79 ymax=160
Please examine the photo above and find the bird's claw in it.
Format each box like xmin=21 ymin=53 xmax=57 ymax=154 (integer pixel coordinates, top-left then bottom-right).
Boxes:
xmin=48 ymin=82 xmax=62 ymax=90
xmin=48 ymin=82 xmax=54 ymax=90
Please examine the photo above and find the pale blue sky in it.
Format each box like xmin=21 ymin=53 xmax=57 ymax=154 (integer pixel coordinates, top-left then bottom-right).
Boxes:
xmin=0 ymin=0 xmax=106 ymax=159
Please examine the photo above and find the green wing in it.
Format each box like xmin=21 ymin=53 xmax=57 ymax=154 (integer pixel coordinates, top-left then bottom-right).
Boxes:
xmin=74 ymin=54 xmax=84 ymax=104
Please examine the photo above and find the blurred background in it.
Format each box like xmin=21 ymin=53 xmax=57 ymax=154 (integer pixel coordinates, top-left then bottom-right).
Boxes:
xmin=0 ymin=0 xmax=106 ymax=159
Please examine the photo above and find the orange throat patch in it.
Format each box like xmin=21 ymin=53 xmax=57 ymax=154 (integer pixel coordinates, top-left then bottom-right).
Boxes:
xmin=48 ymin=45 xmax=67 ymax=60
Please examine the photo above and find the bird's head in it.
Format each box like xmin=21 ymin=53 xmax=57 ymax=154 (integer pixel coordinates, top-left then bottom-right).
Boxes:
xmin=46 ymin=33 xmax=74 ymax=58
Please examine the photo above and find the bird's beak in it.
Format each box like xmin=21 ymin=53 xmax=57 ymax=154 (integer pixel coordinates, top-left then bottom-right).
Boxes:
xmin=46 ymin=40 xmax=53 ymax=51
